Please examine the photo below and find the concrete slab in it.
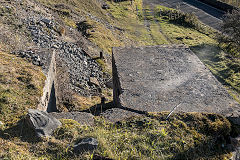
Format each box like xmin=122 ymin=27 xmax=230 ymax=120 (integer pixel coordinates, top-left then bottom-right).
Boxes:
xmin=112 ymin=45 xmax=240 ymax=118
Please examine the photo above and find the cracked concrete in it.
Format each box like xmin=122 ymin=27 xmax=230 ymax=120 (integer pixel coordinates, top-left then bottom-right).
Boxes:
xmin=112 ymin=45 xmax=240 ymax=123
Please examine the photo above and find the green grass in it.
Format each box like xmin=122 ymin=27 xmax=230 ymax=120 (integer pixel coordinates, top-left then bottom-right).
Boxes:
xmin=0 ymin=51 xmax=45 ymax=159
xmin=1 ymin=112 xmax=233 ymax=159
xmin=159 ymin=19 xmax=217 ymax=46
xmin=218 ymin=0 xmax=240 ymax=7
xmin=191 ymin=44 xmax=240 ymax=102
xmin=50 ymin=113 xmax=233 ymax=159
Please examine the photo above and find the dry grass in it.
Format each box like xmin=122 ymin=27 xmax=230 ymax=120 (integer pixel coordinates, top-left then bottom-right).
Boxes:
xmin=49 ymin=112 xmax=233 ymax=160
xmin=0 ymin=51 xmax=45 ymax=125
xmin=0 ymin=51 xmax=45 ymax=159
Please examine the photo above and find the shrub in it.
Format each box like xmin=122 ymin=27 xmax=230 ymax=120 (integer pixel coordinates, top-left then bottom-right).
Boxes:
xmin=218 ymin=9 xmax=240 ymax=58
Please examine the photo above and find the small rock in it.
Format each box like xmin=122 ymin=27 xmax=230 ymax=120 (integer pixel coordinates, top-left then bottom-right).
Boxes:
xmin=231 ymin=136 xmax=240 ymax=148
xmin=106 ymin=78 xmax=113 ymax=89
xmin=185 ymin=36 xmax=193 ymax=40
xmin=41 ymin=19 xmax=52 ymax=25
xmin=74 ymin=138 xmax=98 ymax=154
xmin=26 ymin=109 xmax=62 ymax=137
xmin=176 ymin=37 xmax=183 ymax=40
xmin=89 ymin=77 xmax=100 ymax=86
xmin=102 ymin=4 xmax=110 ymax=9
xmin=52 ymin=44 xmax=59 ymax=49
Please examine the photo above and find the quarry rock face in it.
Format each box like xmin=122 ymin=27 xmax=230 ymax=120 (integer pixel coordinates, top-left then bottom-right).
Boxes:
xmin=26 ymin=109 xmax=62 ymax=137
xmin=112 ymin=45 xmax=240 ymax=124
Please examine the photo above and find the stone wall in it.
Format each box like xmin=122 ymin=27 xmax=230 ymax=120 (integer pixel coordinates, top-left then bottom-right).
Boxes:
xmin=38 ymin=51 xmax=57 ymax=112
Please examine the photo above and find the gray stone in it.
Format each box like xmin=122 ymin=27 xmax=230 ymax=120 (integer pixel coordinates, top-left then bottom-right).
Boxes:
xmin=41 ymin=19 xmax=52 ymax=25
xmin=26 ymin=109 xmax=62 ymax=137
xmin=73 ymin=137 xmax=98 ymax=154
xmin=102 ymin=4 xmax=110 ymax=9
xmin=112 ymin=45 xmax=240 ymax=119
xmin=230 ymin=147 xmax=240 ymax=160
xmin=230 ymin=136 xmax=240 ymax=148
xmin=105 ymin=78 xmax=113 ymax=89
xmin=89 ymin=77 xmax=100 ymax=86
xmin=101 ymin=108 xmax=142 ymax=123
xmin=49 ymin=112 xmax=94 ymax=126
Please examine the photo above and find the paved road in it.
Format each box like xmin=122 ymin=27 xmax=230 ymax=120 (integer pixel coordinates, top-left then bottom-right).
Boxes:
xmin=143 ymin=0 xmax=225 ymax=31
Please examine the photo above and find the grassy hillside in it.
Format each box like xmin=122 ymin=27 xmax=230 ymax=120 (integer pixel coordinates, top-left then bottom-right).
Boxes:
xmin=0 ymin=51 xmax=45 ymax=125
xmin=0 ymin=51 xmax=45 ymax=159
xmin=0 ymin=0 xmax=240 ymax=159
xmin=218 ymin=0 xmax=240 ymax=7
xmin=0 ymin=111 xmax=234 ymax=159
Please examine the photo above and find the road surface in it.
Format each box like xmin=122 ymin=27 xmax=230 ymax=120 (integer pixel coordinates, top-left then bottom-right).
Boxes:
xmin=143 ymin=0 xmax=225 ymax=31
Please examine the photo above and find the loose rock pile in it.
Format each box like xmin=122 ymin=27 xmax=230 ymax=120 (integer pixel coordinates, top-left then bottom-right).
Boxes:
xmin=13 ymin=16 xmax=109 ymax=96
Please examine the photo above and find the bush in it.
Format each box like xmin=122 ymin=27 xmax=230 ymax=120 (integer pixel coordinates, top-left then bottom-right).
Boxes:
xmin=218 ymin=9 xmax=240 ymax=58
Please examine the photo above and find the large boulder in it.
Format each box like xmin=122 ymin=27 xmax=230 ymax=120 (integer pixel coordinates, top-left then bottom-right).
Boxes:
xmin=26 ymin=109 xmax=62 ymax=137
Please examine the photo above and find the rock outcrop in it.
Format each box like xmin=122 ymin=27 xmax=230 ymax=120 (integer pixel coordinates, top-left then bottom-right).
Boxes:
xmin=26 ymin=109 xmax=62 ymax=137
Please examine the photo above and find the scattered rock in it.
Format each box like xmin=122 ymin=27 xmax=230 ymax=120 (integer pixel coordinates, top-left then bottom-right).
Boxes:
xmin=73 ymin=137 xmax=98 ymax=154
xmin=41 ymin=18 xmax=52 ymax=25
xmin=176 ymin=37 xmax=183 ymax=40
xmin=230 ymin=136 xmax=240 ymax=148
xmin=14 ymin=16 xmax=110 ymax=97
xmin=102 ymin=4 xmax=110 ymax=9
xmin=93 ymin=154 xmax=113 ymax=160
xmin=230 ymin=147 xmax=240 ymax=160
xmin=26 ymin=109 xmax=62 ymax=137
xmin=49 ymin=112 xmax=95 ymax=126
xmin=89 ymin=77 xmax=100 ymax=86
xmin=185 ymin=36 xmax=193 ymax=40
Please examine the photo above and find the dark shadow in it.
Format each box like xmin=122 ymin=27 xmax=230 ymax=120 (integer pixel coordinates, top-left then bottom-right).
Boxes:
xmin=172 ymin=139 xmax=233 ymax=159
xmin=0 ymin=118 xmax=40 ymax=143
xmin=81 ymin=101 xmax=116 ymax=116
xmin=182 ymin=0 xmax=225 ymax=19
xmin=76 ymin=21 xmax=93 ymax=38
xmin=47 ymin=82 xmax=57 ymax=113
xmin=81 ymin=100 xmax=148 ymax=116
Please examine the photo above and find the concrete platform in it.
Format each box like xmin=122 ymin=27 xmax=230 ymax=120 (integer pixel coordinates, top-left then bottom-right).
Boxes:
xmin=112 ymin=45 xmax=240 ymax=118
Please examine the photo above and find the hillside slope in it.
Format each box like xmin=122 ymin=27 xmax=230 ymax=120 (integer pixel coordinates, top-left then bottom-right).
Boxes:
xmin=0 ymin=0 xmax=240 ymax=159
